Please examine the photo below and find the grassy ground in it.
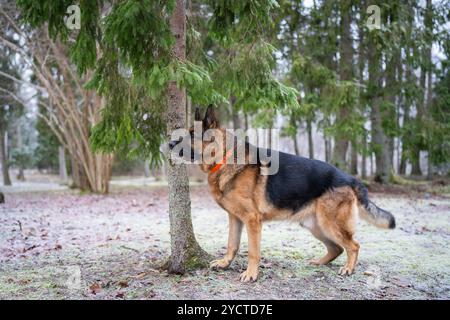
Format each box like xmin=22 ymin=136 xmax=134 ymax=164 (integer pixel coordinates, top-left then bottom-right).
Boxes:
xmin=0 ymin=180 xmax=449 ymax=300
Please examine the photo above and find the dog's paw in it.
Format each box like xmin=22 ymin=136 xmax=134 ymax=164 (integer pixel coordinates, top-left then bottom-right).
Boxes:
xmin=338 ymin=265 xmax=354 ymax=276
xmin=239 ymin=268 xmax=258 ymax=282
xmin=210 ymin=258 xmax=230 ymax=270
xmin=308 ymin=259 xmax=323 ymax=266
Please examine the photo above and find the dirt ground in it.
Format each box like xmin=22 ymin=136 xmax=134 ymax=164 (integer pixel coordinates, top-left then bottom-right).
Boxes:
xmin=0 ymin=178 xmax=449 ymax=300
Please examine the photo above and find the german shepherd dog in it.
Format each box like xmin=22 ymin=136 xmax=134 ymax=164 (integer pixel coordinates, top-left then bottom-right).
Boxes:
xmin=169 ymin=106 xmax=396 ymax=282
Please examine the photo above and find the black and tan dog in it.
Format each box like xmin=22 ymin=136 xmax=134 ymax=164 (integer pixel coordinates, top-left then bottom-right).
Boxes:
xmin=169 ymin=106 xmax=395 ymax=282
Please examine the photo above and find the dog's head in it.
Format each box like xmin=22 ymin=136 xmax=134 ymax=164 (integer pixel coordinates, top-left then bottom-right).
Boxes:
xmin=168 ymin=105 xmax=227 ymax=172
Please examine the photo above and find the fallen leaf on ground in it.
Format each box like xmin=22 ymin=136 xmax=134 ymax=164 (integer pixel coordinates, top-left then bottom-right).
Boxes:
xmin=89 ymin=282 xmax=102 ymax=294
xmin=134 ymin=272 xmax=146 ymax=280
xmin=22 ymin=245 xmax=38 ymax=253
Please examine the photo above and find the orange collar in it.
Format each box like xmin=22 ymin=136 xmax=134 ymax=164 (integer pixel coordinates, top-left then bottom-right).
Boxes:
xmin=210 ymin=148 xmax=234 ymax=174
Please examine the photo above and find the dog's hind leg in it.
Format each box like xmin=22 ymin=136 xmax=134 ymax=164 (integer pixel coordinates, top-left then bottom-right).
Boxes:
xmin=308 ymin=222 xmax=343 ymax=266
xmin=210 ymin=213 xmax=243 ymax=269
xmin=316 ymin=190 xmax=360 ymax=275
xmin=330 ymin=230 xmax=359 ymax=276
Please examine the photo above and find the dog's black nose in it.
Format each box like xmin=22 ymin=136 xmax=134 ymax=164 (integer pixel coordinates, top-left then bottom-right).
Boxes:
xmin=168 ymin=140 xmax=178 ymax=150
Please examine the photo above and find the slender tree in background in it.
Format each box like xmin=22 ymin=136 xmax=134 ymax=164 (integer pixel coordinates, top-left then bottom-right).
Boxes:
xmin=423 ymin=0 xmax=434 ymax=178
xmin=367 ymin=4 xmax=391 ymax=183
xmin=331 ymin=0 xmax=353 ymax=170
xmin=58 ymin=146 xmax=68 ymax=183
xmin=14 ymin=122 xmax=24 ymax=180
xmin=0 ymin=121 xmax=12 ymax=186
xmin=0 ymin=42 xmax=22 ymax=186
xmin=399 ymin=0 xmax=418 ymax=176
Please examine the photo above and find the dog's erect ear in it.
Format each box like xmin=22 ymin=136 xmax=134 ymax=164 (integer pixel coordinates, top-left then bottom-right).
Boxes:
xmin=203 ymin=104 xmax=219 ymax=129
xmin=194 ymin=107 xmax=201 ymax=121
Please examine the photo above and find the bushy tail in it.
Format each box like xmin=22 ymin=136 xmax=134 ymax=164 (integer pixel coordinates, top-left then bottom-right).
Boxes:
xmin=352 ymin=180 xmax=396 ymax=229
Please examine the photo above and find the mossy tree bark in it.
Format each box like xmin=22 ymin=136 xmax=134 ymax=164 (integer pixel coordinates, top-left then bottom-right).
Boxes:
xmin=165 ymin=0 xmax=210 ymax=274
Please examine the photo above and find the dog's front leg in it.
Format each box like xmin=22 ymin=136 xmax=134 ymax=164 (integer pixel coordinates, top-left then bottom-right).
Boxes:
xmin=240 ymin=217 xmax=261 ymax=282
xmin=211 ymin=213 xmax=243 ymax=269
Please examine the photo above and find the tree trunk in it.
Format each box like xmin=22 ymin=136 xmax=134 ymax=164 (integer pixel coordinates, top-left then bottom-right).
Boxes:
xmin=0 ymin=129 xmax=11 ymax=186
xmin=395 ymin=59 xmax=403 ymax=174
xmin=323 ymin=114 xmax=331 ymax=162
xmin=144 ymin=160 xmax=151 ymax=177
xmin=267 ymin=126 xmax=272 ymax=149
xmin=70 ymin=154 xmax=89 ymax=190
xmin=244 ymin=113 xmax=249 ymax=131
xmin=92 ymin=153 xmax=113 ymax=194
xmin=232 ymin=112 xmax=241 ymax=130
xmin=324 ymin=136 xmax=331 ymax=163
xmin=385 ymin=4 xmax=399 ymax=177
xmin=17 ymin=166 xmax=25 ymax=181
xmin=70 ymin=154 xmax=79 ymax=188
xmin=292 ymin=135 xmax=300 ymax=156
xmin=424 ymin=0 xmax=433 ymax=179
xmin=399 ymin=145 xmax=408 ymax=175
xmin=306 ymin=119 xmax=314 ymax=159
xmin=412 ymin=62 xmax=427 ymax=176
xmin=332 ymin=0 xmax=353 ymax=169
xmin=368 ymin=28 xmax=391 ymax=183
xmin=58 ymin=146 xmax=68 ymax=183
xmin=425 ymin=65 xmax=433 ymax=178
xmin=350 ymin=142 xmax=358 ymax=175
xmin=370 ymin=153 xmax=374 ymax=176
xmin=400 ymin=48 xmax=414 ymax=175
xmin=229 ymin=96 xmax=241 ymax=130
xmin=361 ymin=134 xmax=367 ymax=179
xmin=165 ymin=0 xmax=209 ymax=274
xmin=356 ymin=0 xmax=365 ymax=179
xmin=289 ymin=116 xmax=300 ymax=155
xmin=411 ymin=63 xmax=425 ymax=176
xmin=357 ymin=0 xmax=366 ymax=83
xmin=410 ymin=150 xmax=422 ymax=175
xmin=332 ymin=137 xmax=348 ymax=169
xmin=16 ymin=124 xmax=25 ymax=181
